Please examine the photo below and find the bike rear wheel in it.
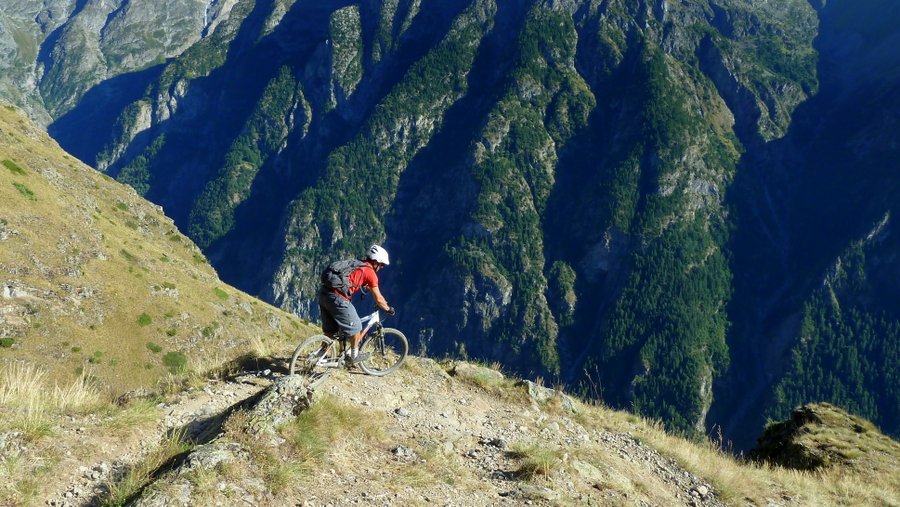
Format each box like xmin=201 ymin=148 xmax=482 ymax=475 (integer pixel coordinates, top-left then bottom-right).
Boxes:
xmin=289 ymin=335 xmax=337 ymax=388
xmin=358 ymin=328 xmax=408 ymax=376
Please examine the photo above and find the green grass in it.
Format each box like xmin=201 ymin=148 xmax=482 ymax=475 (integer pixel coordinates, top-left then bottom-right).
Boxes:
xmin=2 ymin=159 xmax=26 ymax=175
xmin=213 ymin=287 xmax=229 ymax=300
xmin=13 ymin=182 xmax=35 ymax=200
xmin=146 ymin=342 xmax=163 ymax=353
xmin=0 ymin=88 xmax=329 ymax=503
xmin=137 ymin=313 xmax=152 ymax=327
xmin=279 ymin=395 xmax=385 ymax=473
xmin=163 ymin=351 xmax=187 ymax=374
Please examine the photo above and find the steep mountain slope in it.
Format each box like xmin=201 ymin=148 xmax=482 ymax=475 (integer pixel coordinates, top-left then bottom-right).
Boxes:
xmin=709 ymin=0 xmax=900 ymax=447
xmin=0 ymin=103 xmax=313 ymax=393
xmin=0 ymin=0 xmax=238 ymax=123
xmin=1 ymin=0 xmax=898 ymax=445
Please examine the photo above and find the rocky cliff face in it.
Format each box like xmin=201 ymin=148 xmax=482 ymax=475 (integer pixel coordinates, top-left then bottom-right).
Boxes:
xmin=2 ymin=0 xmax=898 ymax=444
xmin=0 ymin=0 xmax=238 ymax=122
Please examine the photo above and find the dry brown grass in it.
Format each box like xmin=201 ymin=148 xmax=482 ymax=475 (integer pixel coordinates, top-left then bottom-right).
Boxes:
xmin=0 ymin=362 xmax=104 ymax=440
xmin=0 ymin=103 xmax=317 ymax=400
xmin=507 ymin=441 xmax=566 ymax=480
xmin=583 ymin=407 xmax=900 ymax=507
xmin=441 ymin=359 xmax=900 ymax=507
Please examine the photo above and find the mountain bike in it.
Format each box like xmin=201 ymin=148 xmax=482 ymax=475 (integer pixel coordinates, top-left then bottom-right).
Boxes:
xmin=289 ymin=310 xmax=408 ymax=388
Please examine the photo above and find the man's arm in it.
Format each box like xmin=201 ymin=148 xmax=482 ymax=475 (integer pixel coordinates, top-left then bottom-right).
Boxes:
xmin=369 ymin=286 xmax=391 ymax=312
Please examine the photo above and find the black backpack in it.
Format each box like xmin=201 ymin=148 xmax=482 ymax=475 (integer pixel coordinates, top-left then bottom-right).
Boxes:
xmin=320 ymin=259 xmax=367 ymax=297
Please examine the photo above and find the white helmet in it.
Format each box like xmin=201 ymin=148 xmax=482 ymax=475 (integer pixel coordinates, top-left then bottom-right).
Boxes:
xmin=367 ymin=244 xmax=390 ymax=266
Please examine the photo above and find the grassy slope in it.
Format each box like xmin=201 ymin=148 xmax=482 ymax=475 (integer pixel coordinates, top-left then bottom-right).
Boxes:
xmin=0 ymin=103 xmax=322 ymax=504
xmin=0 ymin=103 xmax=316 ymax=393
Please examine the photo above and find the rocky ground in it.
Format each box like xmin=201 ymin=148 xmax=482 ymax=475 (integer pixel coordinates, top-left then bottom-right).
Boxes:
xmin=43 ymin=371 xmax=274 ymax=506
xmin=37 ymin=354 xmax=728 ymax=507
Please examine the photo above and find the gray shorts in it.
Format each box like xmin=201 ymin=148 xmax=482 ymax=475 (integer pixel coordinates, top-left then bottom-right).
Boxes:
xmin=318 ymin=290 xmax=362 ymax=337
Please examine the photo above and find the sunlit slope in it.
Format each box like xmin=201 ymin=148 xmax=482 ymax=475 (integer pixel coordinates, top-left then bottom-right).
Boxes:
xmin=0 ymin=103 xmax=316 ymax=392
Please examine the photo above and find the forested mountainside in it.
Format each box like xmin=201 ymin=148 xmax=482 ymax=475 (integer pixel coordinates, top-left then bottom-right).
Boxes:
xmin=1 ymin=0 xmax=897 ymax=448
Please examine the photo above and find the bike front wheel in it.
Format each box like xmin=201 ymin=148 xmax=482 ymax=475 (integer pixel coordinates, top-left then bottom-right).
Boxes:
xmin=289 ymin=334 xmax=337 ymax=388
xmin=358 ymin=328 xmax=408 ymax=376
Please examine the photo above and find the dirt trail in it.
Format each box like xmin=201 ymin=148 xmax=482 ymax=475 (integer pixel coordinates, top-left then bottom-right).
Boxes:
xmin=46 ymin=373 xmax=272 ymax=506
xmin=45 ymin=356 xmax=725 ymax=506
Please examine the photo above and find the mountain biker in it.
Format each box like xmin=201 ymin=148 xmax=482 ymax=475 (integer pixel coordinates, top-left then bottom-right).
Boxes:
xmin=318 ymin=245 xmax=395 ymax=365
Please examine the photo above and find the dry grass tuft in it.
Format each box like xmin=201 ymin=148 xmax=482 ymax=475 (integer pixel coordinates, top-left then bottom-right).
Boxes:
xmin=508 ymin=442 xmax=565 ymax=480
xmin=447 ymin=360 xmax=530 ymax=404
xmin=0 ymin=362 xmax=103 ymax=439
xmin=592 ymin=408 xmax=900 ymax=507
xmin=279 ymin=394 xmax=386 ymax=470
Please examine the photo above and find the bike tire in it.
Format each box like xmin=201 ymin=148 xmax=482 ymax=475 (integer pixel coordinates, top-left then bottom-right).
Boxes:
xmin=358 ymin=328 xmax=408 ymax=376
xmin=289 ymin=335 xmax=337 ymax=388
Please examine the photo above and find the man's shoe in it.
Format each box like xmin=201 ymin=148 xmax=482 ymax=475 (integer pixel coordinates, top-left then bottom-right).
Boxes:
xmin=348 ymin=352 xmax=371 ymax=367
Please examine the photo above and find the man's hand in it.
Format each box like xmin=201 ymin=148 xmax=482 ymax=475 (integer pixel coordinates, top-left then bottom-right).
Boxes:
xmin=386 ymin=306 xmax=396 ymax=316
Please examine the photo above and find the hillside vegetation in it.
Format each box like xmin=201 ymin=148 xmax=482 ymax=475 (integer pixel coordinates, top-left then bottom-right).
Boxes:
xmin=0 ymin=103 xmax=898 ymax=505
xmin=0 ymin=102 xmax=318 ymax=501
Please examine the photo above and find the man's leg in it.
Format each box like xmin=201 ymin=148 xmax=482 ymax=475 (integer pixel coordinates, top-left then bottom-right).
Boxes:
xmin=318 ymin=292 xmax=338 ymax=339
xmin=349 ymin=331 xmax=364 ymax=355
xmin=321 ymin=292 xmax=362 ymax=360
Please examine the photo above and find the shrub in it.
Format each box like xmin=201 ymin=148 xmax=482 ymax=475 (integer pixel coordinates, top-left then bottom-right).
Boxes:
xmin=166 ymin=328 xmax=177 ymax=337
xmin=0 ymin=338 xmax=15 ymax=348
xmin=2 ymin=159 xmax=26 ymax=175
xmin=163 ymin=351 xmax=187 ymax=374
xmin=13 ymin=183 xmax=35 ymax=200
xmin=146 ymin=342 xmax=163 ymax=353
xmin=137 ymin=313 xmax=152 ymax=327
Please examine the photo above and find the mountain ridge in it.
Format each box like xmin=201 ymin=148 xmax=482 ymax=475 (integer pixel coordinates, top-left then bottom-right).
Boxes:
xmin=0 ymin=103 xmax=898 ymax=505
xmin=1 ymin=0 xmax=898 ymax=447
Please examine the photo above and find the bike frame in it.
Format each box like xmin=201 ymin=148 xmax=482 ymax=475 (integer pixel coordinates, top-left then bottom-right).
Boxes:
xmin=334 ymin=311 xmax=381 ymax=355
xmin=359 ymin=310 xmax=381 ymax=336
